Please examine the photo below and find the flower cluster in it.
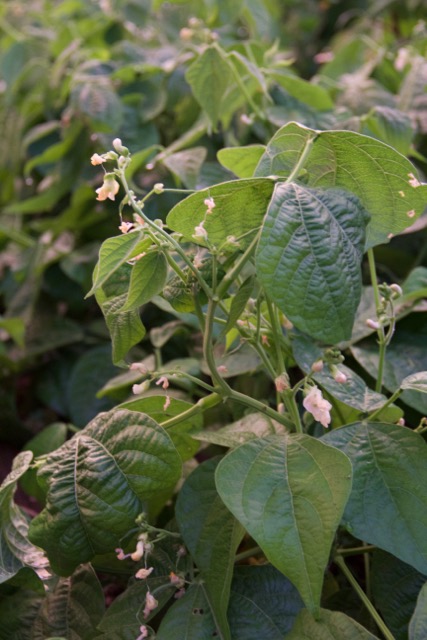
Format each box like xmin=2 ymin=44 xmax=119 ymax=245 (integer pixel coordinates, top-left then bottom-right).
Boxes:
xmin=303 ymin=385 xmax=332 ymax=428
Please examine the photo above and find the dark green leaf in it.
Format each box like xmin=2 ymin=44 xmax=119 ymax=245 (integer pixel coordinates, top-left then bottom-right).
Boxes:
xmin=221 ymin=276 xmax=254 ymax=337
xmin=0 ymin=587 xmax=44 ymax=640
xmin=400 ymin=372 xmax=427 ymax=394
xmin=119 ymin=251 xmax=168 ymax=312
xmin=324 ymin=423 xmax=427 ymax=574
xmin=363 ymin=106 xmax=414 ymax=156
xmin=29 ymin=409 xmax=182 ymax=575
xmin=21 ymin=423 xmax=68 ymax=502
xmin=256 ymin=183 xmax=368 ymax=343
xmin=163 ymin=147 xmax=207 ymax=189
xmin=176 ymin=458 xmax=245 ymax=640
xmin=215 ymin=434 xmax=352 ymax=613
xmin=193 ymin=412 xmax=287 ymax=448
xmin=254 ymin=122 xmax=427 ymax=248
xmin=156 ymin=583 xmax=218 ymax=640
xmin=409 ymin=583 xmax=427 ymax=640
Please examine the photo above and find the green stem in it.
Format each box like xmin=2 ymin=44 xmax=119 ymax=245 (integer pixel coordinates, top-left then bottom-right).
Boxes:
xmin=160 ymin=393 xmax=222 ymax=430
xmin=367 ymin=248 xmax=386 ymax=393
xmin=219 ymin=45 xmax=266 ymax=120
xmin=336 ymin=545 xmax=376 ymax=557
xmin=285 ymin=134 xmax=317 ymax=184
xmin=334 ymin=556 xmax=395 ymax=640
xmin=368 ymin=389 xmax=401 ymax=421
xmin=234 ymin=546 xmax=262 ymax=563
xmin=229 ymin=388 xmax=294 ymax=430
xmin=216 ymin=232 xmax=259 ymax=299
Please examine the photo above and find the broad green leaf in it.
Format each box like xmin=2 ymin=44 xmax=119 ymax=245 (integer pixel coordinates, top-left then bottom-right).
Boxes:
xmin=163 ymin=147 xmax=207 ymax=189
xmin=119 ymin=250 xmax=168 ymax=312
xmin=323 ymin=423 xmax=427 ymax=574
xmin=21 ymin=423 xmax=68 ymax=502
xmin=29 ymin=409 xmax=182 ymax=575
xmin=185 ymin=46 xmax=232 ymax=129
xmin=351 ymin=314 xmax=427 ymax=414
xmin=221 ymin=276 xmax=255 ymax=337
xmin=176 ymin=459 xmax=245 ymax=640
xmin=193 ymin=412 xmax=287 ymax=448
xmin=228 ymin=565 xmax=303 ymax=639
xmin=31 ymin=564 xmax=105 ymax=640
xmin=3 ymin=178 xmax=73 ymax=215
xmin=292 ymin=334 xmax=396 ymax=415
xmin=0 ymin=452 xmax=50 ymax=584
xmin=371 ymin=551 xmax=426 ymax=640
xmin=400 ymin=372 xmax=427 ymax=394
xmin=363 ymin=106 xmax=414 ymax=156
xmin=0 ymin=587 xmax=44 ymax=640
xmin=268 ymin=71 xmax=334 ymax=110
xmin=254 ymin=121 xmax=427 ymax=248
xmin=256 ymin=183 xmax=368 ymax=343
xmin=119 ymin=395 xmax=202 ymax=461
xmin=217 ymin=145 xmax=265 ymax=178
xmin=156 ymin=583 xmax=218 ymax=640
xmin=166 ymin=178 xmax=275 ymax=249
xmin=72 ymin=81 xmax=123 ymax=130
xmin=409 ymin=583 xmax=427 ymax=640
xmin=86 ymin=231 xmax=150 ymax=297
xmin=285 ymin=608 xmax=380 ymax=639
xmin=215 ymin=434 xmax=352 ymax=613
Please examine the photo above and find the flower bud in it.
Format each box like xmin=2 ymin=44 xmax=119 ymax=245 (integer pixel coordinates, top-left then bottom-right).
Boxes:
xmin=153 ymin=183 xmax=164 ymax=194
xmin=390 ymin=283 xmax=403 ymax=298
xmin=311 ymin=359 xmax=324 ymax=373
xmin=366 ymin=318 xmax=381 ymax=331
xmin=112 ymin=138 xmax=129 ymax=155
xmin=275 ymin=373 xmax=290 ymax=392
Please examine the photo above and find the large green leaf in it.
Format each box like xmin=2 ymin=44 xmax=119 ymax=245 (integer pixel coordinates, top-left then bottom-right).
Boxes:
xmin=175 ymin=458 xmax=245 ymax=640
xmin=285 ymin=608 xmax=380 ymax=639
xmin=228 ymin=565 xmax=303 ymax=639
xmin=0 ymin=452 xmax=50 ymax=585
xmin=324 ymin=423 xmax=427 ymax=574
xmin=215 ymin=434 xmax=352 ymax=614
xmin=119 ymin=250 xmax=168 ymax=312
xmin=31 ymin=564 xmax=105 ymax=640
xmin=409 ymin=583 xmax=427 ymax=640
xmin=166 ymin=178 xmax=275 ymax=249
xmin=163 ymin=147 xmax=207 ymax=189
xmin=256 ymin=183 xmax=368 ymax=343
xmin=0 ymin=587 xmax=44 ymax=640
xmin=29 ymin=409 xmax=182 ymax=575
xmin=193 ymin=412 xmax=287 ymax=448
xmin=254 ymin=122 xmax=427 ymax=248
xmin=371 ymin=551 xmax=426 ymax=640
xmin=156 ymin=583 xmax=218 ymax=640
xmin=217 ymin=145 xmax=265 ymax=178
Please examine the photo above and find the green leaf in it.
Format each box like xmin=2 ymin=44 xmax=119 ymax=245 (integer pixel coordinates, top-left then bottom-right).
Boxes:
xmin=254 ymin=122 xmax=427 ymax=248
xmin=119 ymin=250 xmax=168 ymax=313
xmin=119 ymin=395 xmax=202 ymax=461
xmin=217 ymin=145 xmax=265 ymax=178
xmin=163 ymin=147 xmax=207 ymax=189
xmin=176 ymin=458 xmax=245 ymax=640
xmin=362 ymin=106 xmax=414 ymax=156
xmin=323 ymin=423 xmax=427 ymax=574
xmin=193 ymin=412 xmax=287 ymax=448
xmin=29 ymin=409 xmax=182 ymax=575
xmin=166 ymin=178 xmax=275 ymax=249
xmin=409 ymin=583 xmax=427 ymax=640
xmin=0 ymin=587 xmax=44 ymax=640
xmin=228 ymin=565 xmax=303 ymax=639
xmin=21 ymin=423 xmax=68 ymax=502
xmin=185 ymin=46 xmax=232 ymax=129
xmin=156 ymin=583 xmax=218 ymax=640
xmin=0 ymin=452 xmax=50 ymax=584
xmin=371 ymin=551 xmax=426 ymax=640
xmin=400 ymin=372 xmax=427 ymax=394
xmin=32 ymin=564 xmax=105 ymax=639
xmin=215 ymin=434 xmax=352 ymax=613
xmin=268 ymin=71 xmax=334 ymax=110
xmin=256 ymin=183 xmax=368 ymax=343
xmin=285 ymin=608 xmax=380 ymax=639
xmin=86 ymin=231 xmax=150 ymax=297
xmin=221 ymin=276 xmax=255 ymax=337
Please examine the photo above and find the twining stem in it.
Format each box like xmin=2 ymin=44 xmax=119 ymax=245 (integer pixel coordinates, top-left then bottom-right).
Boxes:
xmin=334 ymin=556 xmax=395 ymax=640
xmin=367 ymin=248 xmax=386 ymax=393
xmin=368 ymin=388 xmax=401 ymax=421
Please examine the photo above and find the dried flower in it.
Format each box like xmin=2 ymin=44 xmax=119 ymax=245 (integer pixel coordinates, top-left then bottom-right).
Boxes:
xmin=303 ymin=386 xmax=332 ymax=428
xmin=143 ymin=592 xmax=158 ymax=619
xmin=96 ymin=175 xmax=120 ymax=201
xmin=135 ymin=567 xmax=154 ymax=580
xmin=275 ymin=373 xmax=290 ymax=392
xmin=169 ymin=572 xmax=185 ymax=588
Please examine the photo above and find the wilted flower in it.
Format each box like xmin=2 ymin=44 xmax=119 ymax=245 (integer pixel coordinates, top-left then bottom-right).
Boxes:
xmin=303 ymin=386 xmax=332 ymax=428
xmin=169 ymin=572 xmax=185 ymax=588
xmin=115 ymin=548 xmax=130 ymax=560
xmin=136 ymin=624 xmax=149 ymax=639
xmin=193 ymin=220 xmax=208 ymax=240
xmin=143 ymin=592 xmax=158 ymax=619
xmin=135 ymin=567 xmax=154 ymax=580
xmin=131 ymin=539 xmax=145 ymax=561
xmin=204 ymin=196 xmax=215 ymax=214
xmin=163 ymin=395 xmax=171 ymax=411
xmin=91 ymin=153 xmax=105 ymax=165
xmin=156 ymin=376 xmax=169 ymax=390
xmin=275 ymin=373 xmax=290 ymax=392
xmin=96 ymin=175 xmax=120 ymax=201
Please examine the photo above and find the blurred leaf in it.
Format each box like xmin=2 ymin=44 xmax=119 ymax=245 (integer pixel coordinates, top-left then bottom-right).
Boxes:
xmin=285 ymin=608 xmax=379 ymax=639
xmin=29 ymin=408 xmax=182 ymax=575
xmin=163 ymin=147 xmax=207 ymax=189
xmin=269 ymin=71 xmax=334 ymax=110
xmin=362 ymin=106 xmax=414 ymax=155
xmin=156 ymin=583 xmax=218 ymax=640
xmin=409 ymin=583 xmax=427 ymax=640
xmin=324 ymin=423 xmax=427 ymax=574
xmin=401 ymin=372 xmax=427 ymax=393
xmin=176 ymin=459 xmax=245 ymax=640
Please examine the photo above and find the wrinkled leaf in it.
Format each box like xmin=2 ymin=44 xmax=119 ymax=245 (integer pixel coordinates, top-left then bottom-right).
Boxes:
xmin=193 ymin=412 xmax=287 ymax=448
xmin=156 ymin=583 xmax=218 ymax=640
xmin=119 ymin=250 xmax=168 ymax=312
xmin=285 ymin=608 xmax=380 ymax=639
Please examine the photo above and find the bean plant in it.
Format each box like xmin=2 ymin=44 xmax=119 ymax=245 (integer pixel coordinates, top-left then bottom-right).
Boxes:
xmin=1 ymin=1 xmax=427 ymax=639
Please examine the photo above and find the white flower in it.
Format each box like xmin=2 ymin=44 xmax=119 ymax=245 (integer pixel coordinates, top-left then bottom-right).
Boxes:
xmin=96 ymin=175 xmax=120 ymax=201
xmin=118 ymin=221 xmax=134 ymax=234
xmin=153 ymin=183 xmax=164 ymax=194
xmin=303 ymin=386 xmax=332 ymax=428
xmin=131 ymin=539 xmax=145 ymax=561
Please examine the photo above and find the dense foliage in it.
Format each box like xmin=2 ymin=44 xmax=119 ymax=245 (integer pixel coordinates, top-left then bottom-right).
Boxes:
xmin=1 ymin=1 xmax=427 ymax=639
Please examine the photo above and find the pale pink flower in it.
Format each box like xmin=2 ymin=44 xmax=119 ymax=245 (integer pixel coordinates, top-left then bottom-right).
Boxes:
xmin=303 ymin=386 xmax=332 ymax=428
xmin=366 ymin=318 xmax=381 ymax=331
xmin=135 ymin=567 xmax=154 ymax=580
xmin=193 ymin=220 xmax=208 ymax=240
xmin=217 ymin=365 xmax=228 ymax=374
xmin=91 ymin=153 xmax=105 ymax=165
xmin=261 ymin=334 xmax=270 ymax=346
xmin=169 ymin=572 xmax=185 ymax=588
xmin=136 ymin=624 xmax=149 ymax=639
xmin=115 ymin=547 xmax=130 ymax=560
xmin=133 ymin=381 xmax=150 ymax=395
xmin=311 ymin=359 xmax=324 ymax=373
xmin=334 ymin=371 xmax=347 ymax=384
xmin=119 ymin=221 xmax=134 ymax=234
xmin=163 ymin=395 xmax=171 ymax=411
xmin=143 ymin=592 xmax=158 ymax=619
xmin=156 ymin=376 xmax=169 ymax=390
xmin=131 ymin=539 xmax=145 ymax=561
xmin=96 ymin=175 xmax=120 ymax=201
xmin=204 ymin=197 xmax=216 ymax=214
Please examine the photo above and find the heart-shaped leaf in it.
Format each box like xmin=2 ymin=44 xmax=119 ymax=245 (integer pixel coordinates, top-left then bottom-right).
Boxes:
xmin=256 ymin=183 xmax=368 ymax=342
xmin=215 ymin=434 xmax=352 ymax=614
xmin=29 ymin=409 xmax=182 ymax=575
xmin=324 ymin=423 xmax=427 ymax=574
